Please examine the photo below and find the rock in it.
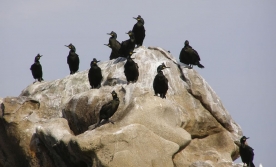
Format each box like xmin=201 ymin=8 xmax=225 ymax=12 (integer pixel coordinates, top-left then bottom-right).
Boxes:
xmin=0 ymin=46 xmax=242 ymax=167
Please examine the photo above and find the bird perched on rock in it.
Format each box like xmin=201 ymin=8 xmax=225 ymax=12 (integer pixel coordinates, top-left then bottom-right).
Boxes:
xmin=88 ymin=58 xmax=103 ymax=89
xmin=179 ymin=40 xmax=204 ymax=69
xmin=239 ymin=136 xmax=255 ymax=167
xmin=65 ymin=43 xmax=80 ymax=74
xmin=132 ymin=15 xmax=145 ymax=47
xmin=153 ymin=63 xmax=170 ymax=99
xmin=124 ymin=51 xmax=139 ymax=84
xmin=30 ymin=54 xmax=44 ymax=83
xmin=95 ymin=91 xmax=120 ymax=128
xmin=119 ymin=30 xmax=136 ymax=57
xmin=104 ymin=31 xmax=121 ymax=60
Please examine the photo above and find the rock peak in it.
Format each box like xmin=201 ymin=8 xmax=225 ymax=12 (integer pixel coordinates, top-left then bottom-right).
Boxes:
xmin=0 ymin=46 xmax=242 ymax=167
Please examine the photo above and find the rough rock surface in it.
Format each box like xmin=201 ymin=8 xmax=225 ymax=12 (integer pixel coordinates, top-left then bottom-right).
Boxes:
xmin=0 ymin=46 xmax=243 ymax=167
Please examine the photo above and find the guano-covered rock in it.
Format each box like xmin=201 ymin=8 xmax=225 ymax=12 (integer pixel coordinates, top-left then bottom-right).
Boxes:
xmin=0 ymin=46 xmax=243 ymax=167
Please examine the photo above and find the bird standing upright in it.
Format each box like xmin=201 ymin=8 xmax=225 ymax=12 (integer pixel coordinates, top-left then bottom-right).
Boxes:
xmin=179 ymin=40 xmax=204 ymax=69
xmin=119 ymin=30 xmax=136 ymax=58
xmin=239 ymin=136 xmax=255 ymax=167
xmin=153 ymin=63 xmax=170 ymax=99
xmin=30 ymin=54 xmax=44 ymax=83
xmin=95 ymin=91 xmax=120 ymax=128
xmin=132 ymin=15 xmax=145 ymax=47
xmin=124 ymin=51 xmax=139 ymax=84
xmin=88 ymin=58 xmax=103 ymax=89
xmin=104 ymin=31 xmax=121 ymax=60
xmin=65 ymin=43 xmax=80 ymax=74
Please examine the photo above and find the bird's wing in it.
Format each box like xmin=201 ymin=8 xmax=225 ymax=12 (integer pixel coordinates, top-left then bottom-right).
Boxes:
xmin=193 ymin=49 xmax=201 ymax=61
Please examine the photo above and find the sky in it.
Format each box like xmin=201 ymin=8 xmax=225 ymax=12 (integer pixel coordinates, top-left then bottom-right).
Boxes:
xmin=1 ymin=1 xmax=275 ymax=166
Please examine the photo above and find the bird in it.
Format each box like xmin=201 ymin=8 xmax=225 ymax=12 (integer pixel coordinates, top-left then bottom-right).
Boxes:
xmin=179 ymin=40 xmax=204 ymax=68
xmin=65 ymin=43 xmax=80 ymax=74
xmin=132 ymin=15 xmax=145 ymax=47
xmin=119 ymin=30 xmax=136 ymax=58
xmin=124 ymin=51 xmax=139 ymax=84
xmin=30 ymin=54 xmax=44 ymax=83
xmin=88 ymin=58 xmax=103 ymax=89
xmin=153 ymin=63 xmax=170 ymax=99
xmin=239 ymin=136 xmax=255 ymax=167
xmin=104 ymin=31 xmax=121 ymax=60
xmin=95 ymin=91 xmax=120 ymax=128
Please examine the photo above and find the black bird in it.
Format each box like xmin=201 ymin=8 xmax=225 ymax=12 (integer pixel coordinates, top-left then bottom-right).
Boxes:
xmin=88 ymin=58 xmax=103 ymax=89
xmin=132 ymin=15 xmax=145 ymax=47
xmin=30 ymin=54 xmax=44 ymax=83
xmin=124 ymin=51 xmax=139 ymax=84
xmin=239 ymin=136 xmax=255 ymax=167
xmin=104 ymin=31 xmax=121 ymax=60
xmin=96 ymin=91 xmax=120 ymax=127
xmin=119 ymin=30 xmax=136 ymax=58
xmin=65 ymin=43 xmax=80 ymax=74
xmin=179 ymin=40 xmax=204 ymax=68
xmin=153 ymin=63 xmax=170 ymax=99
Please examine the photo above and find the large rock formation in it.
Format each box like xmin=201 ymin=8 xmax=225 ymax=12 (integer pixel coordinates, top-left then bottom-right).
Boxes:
xmin=0 ymin=46 xmax=243 ymax=167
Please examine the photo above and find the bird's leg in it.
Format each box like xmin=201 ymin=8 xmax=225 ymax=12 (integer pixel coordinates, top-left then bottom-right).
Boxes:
xmin=108 ymin=119 xmax=114 ymax=124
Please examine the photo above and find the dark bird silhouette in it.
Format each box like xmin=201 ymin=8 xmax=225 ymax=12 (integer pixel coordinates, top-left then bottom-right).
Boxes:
xmin=30 ymin=54 xmax=44 ymax=83
xmin=119 ymin=30 xmax=136 ymax=58
xmin=95 ymin=91 xmax=120 ymax=127
xmin=153 ymin=63 xmax=170 ymax=99
xmin=124 ymin=51 xmax=139 ymax=84
xmin=88 ymin=58 xmax=103 ymax=89
xmin=179 ymin=40 xmax=204 ymax=69
xmin=65 ymin=43 xmax=80 ymax=74
xmin=104 ymin=31 xmax=121 ymax=60
xmin=132 ymin=15 xmax=145 ymax=47
xmin=239 ymin=136 xmax=255 ymax=167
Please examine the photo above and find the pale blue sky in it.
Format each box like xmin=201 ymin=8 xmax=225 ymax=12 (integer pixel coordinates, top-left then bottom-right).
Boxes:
xmin=1 ymin=1 xmax=275 ymax=166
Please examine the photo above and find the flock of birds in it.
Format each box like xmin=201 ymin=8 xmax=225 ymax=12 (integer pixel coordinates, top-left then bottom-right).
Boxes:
xmin=29 ymin=15 xmax=255 ymax=166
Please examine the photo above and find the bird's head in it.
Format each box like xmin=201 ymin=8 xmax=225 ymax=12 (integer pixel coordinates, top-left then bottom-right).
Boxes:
xmin=184 ymin=40 xmax=189 ymax=46
xmin=111 ymin=91 xmax=117 ymax=98
xmin=126 ymin=30 xmax=133 ymax=36
xmin=133 ymin=15 xmax=144 ymax=24
xmin=157 ymin=63 xmax=170 ymax=72
xmin=107 ymin=31 xmax=117 ymax=38
xmin=35 ymin=54 xmax=42 ymax=61
xmin=65 ymin=43 xmax=76 ymax=51
xmin=240 ymin=136 xmax=249 ymax=144
xmin=91 ymin=58 xmax=100 ymax=67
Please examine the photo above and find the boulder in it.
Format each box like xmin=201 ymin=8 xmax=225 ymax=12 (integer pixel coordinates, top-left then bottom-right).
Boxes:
xmin=0 ymin=46 xmax=242 ymax=167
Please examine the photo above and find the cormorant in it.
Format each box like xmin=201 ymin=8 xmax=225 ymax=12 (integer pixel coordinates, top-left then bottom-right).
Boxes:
xmin=153 ymin=63 xmax=170 ymax=99
xmin=88 ymin=58 xmax=103 ymax=89
xmin=96 ymin=91 xmax=120 ymax=127
xmin=239 ymin=136 xmax=255 ymax=167
xmin=119 ymin=30 xmax=136 ymax=57
xmin=30 ymin=54 xmax=44 ymax=83
xmin=179 ymin=40 xmax=204 ymax=68
xmin=132 ymin=15 xmax=145 ymax=47
xmin=65 ymin=43 xmax=80 ymax=74
xmin=104 ymin=31 xmax=121 ymax=60
xmin=124 ymin=51 xmax=139 ymax=84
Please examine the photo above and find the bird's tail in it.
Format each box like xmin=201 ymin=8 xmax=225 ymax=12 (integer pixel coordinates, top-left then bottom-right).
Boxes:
xmin=249 ymin=162 xmax=255 ymax=167
xmin=197 ymin=62 xmax=204 ymax=68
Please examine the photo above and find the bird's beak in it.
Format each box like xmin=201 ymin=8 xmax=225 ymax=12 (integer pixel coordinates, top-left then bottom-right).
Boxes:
xmin=107 ymin=33 xmax=112 ymax=35
xmin=65 ymin=45 xmax=69 ymax=48
xmin=133 ymin=17 xmax=137 ymax=20
xmin=104 ymin=44 xmax=109 ymax=46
